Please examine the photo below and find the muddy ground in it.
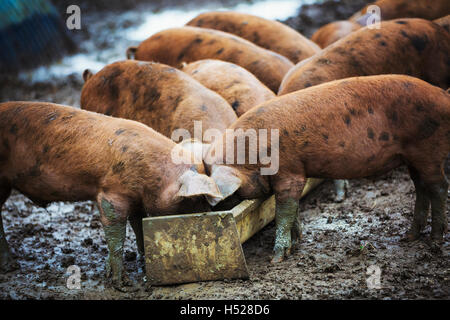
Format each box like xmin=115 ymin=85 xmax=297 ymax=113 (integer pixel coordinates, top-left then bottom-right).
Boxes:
xmin=0 ymin=0 xmax=448 ymax=300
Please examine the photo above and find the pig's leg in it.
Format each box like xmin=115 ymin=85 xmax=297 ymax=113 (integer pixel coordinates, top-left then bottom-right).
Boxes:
xmin=291 ymin=207 xmax=302 ymax=246
xmin=0 ymin=184 xmax=18 ymax=273
xmin=426 ymin=178 xmax=448 ymax=244
xmin=129 ymin=213 xmax=144 ymax=256
xmin=334 ymin=179 xmax=349 ymax=202
xmin=271 ymin=174 xmax=306 ymax=263
xmin=405 ymin=167 xmax=430 ymax=241
xmin=97 ymin=193 xmax=131 ymax=291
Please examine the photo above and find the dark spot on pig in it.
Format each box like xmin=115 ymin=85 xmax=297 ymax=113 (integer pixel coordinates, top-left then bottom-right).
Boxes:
xmin=339 ymin=141 xmax=345 ymax=148
xmin=201 ymin=105 xmax=208 ymax=112
xmin=367 ymin=128 xmax=375 ymax=140
xmin=178 ymin=38 xmax=203 ymax=60
xmin=322 ymin=134 xmax=328 ymax=142
xmin=144 ymin=88 xmax=161 ymax=110
xmin=29 ymin=161 xmax=41 ymax=177
xmin=388 ymin=110 xmax=398 ymax=123
xmin=400 ymin=31 xmax=428 ymax=53
xmin=417 ymin=117 xmax=440 ymax=140
xmin=344 ymin=115 xmax=351 ymax=126
xmin=196 ymin=19 xmax=204 ymax=26
xmin=396 ymin=20 xmax=407 ymax=25
xmin=368 ymin=155 xmax=375 ymax=162
xmin=368 ymin=106 xmax=374 ymax=114
xmin=216 ymin=48 xmax=224 ymax=54
xmin=374 ymin=33 xmax=382 ymax=39
xmin=112 ymin=161 xmax=125 ymax=174
xmin=132 ymin=90 xmax=140 ymax=104
xmin=415 ymin=103 xmax=425 ymax=112
xmin=302 ymin=141 xmax=309 ymax=148
xmin=301 ymin=124 xmax=307 ymax=132
xmin=283 ymin=129 xmax=289 ymax=137
xmin=43 ymin=145 xmax=50 ymax=154
xmin=379 ymin=41 xmax=387 ymax=46
xmin=304 ymin=82 xmax=312 ymax=88
xmin=409 ymin=35 xmax=428 ymax=53
xmin=393 ymin=134 xmax=399 ymax=141
xmin=231 ymin=101 xmax=240 ymax=111
xmin=252 ymin=61 xmax=259 ymax=65
xmin=192 ymin=70 xmax=199 ymax=75
xmin=294 ymin=130 xmax=301 ymax=136
xmin=45 ymin=112 xmax=59 ymax=123
xmin=379 ymin=132 xmax=389 ymax=141
xmin=10 ymin=124 xmax=18 ymax=134
xmin=121 ymin=146 xmax=129 ymax=153
xmin=115 ymin=129 xmax=126 ymax=136
xmin=207 ymin=39 xmax=216 ymax=45
xmin=317 ymin=58 xmax=331 ymax=65
xmin=252 ymin=32 xmax=260 ymax=43
xmin=349 ymin=108 xmax=356 ymax=116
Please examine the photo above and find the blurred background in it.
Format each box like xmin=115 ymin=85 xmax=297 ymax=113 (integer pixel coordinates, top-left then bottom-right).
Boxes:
xmin=0 ymin=0 xmax=371 ymax=82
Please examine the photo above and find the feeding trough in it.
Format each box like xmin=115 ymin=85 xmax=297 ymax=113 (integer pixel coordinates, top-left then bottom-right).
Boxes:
xmin=142 ymin=178 xmax=322 ymax=285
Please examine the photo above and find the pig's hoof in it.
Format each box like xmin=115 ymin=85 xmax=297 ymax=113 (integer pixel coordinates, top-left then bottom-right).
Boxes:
xmin=270 ymin=248 xmax=288 ymax=264
xmin=0 ymin=256 xmax=19 ymax=273
xmin=401 ymin=231 xmax=420 ymax=242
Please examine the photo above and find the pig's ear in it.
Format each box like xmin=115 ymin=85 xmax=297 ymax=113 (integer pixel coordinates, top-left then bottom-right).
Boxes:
xmin=126 ymin=46 xmax=138 ymax=60
xmin=208 ymin=166 xmax=242 ymax=206
xmin=176 ymin=170 xmax=223 ymax=202
xmin=178 ymin=139 xmax=211 ymax=162
xmin=83 ymin=69 xmax=93 ymax=83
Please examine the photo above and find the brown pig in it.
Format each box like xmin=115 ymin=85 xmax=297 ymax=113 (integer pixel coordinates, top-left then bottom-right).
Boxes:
xmin=181 ymin=59 xmax=276 ymax=116
xmin=279 ymin=19 xmax=450 ymax=95
xmin=126 ymin=26 xmax=294 ymax=92
xmin=0 ymin=102 xmax=222 ymax=290
xmin=350 ymin=0 xmax=450 ymax=23
xmin=186 ymin=11 xmax=321 ymax=64
xmin=204 ymin=75 xmax=450 ymax=262
xmin=311 ymin=21 xmax=362 ymax=48
xmin=81 ymin=60 xmax=237 ymax=140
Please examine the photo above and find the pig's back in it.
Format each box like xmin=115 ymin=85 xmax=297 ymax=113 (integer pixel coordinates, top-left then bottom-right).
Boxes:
xmin=0 ymin=102 xmax=173 ymax=202
xmin=238 ymin=75 xmax=450 ymax=177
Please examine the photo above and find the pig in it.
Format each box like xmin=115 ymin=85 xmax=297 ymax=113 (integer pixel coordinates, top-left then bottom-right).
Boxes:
xmin=350 ymin=0 xmax=450 ymax=23
xmin=126 ymin=26 xmax=294 ymax=92
xmin=186 ymin=11 xmax=321 ymax=64
xmin=181 ymin=59 xmax=276 ymax=116
xmin=81 ymin=60 xmax=237 ymax=140
xmin=279 ymin=19 xmax=450 ymax=95
xmin=434 ymin=15 xmax=450 ymax=33
xmin=204 ymin=75 xmax=450 ymax=263
xmin=0 ymin=101 xmax=222 ymax=290
xmin=311 ymin=21 xmax=362 ymax=48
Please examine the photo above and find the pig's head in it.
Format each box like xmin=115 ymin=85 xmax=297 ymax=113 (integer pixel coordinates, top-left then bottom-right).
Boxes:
xmin=206 ymin=164 xmax=243 ymax=206
xmin=156 ymin=166 xmax=224 ymax=215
